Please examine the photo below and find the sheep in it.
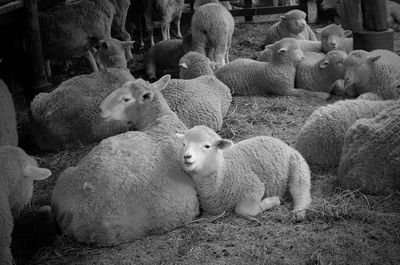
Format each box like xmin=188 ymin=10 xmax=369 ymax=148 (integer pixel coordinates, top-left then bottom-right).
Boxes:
xmin=295 ymin=99 xmax=395 ymax=167
xmin=194 ymin=0 xmax=232 ymax=10
xmin=51 ymin=75 xmax=199 ymax=245
xmin=0 ymin=79 xmax=17 ymax=147
xmin=343 ymin=49 xmax=400 ymax=100
xmin=176 ymin=125 xmax=312 ymax=221
xmin=178 ymin=51 xmax=220 ymax=79
xmin=145 ymin=35 xmax=193 ymax=81
xmin=109 ymin=0 xmax=131 ymax=41
xmin=30 ymin=68 xmax=135 ymax=151
xmin=338 ymin=101 xmax=400 ymax=194
xmin=39 ymin=0 xmax=116 ymax=73
xmin=0 ymin=146 xmax=51 ymax=265
xmin=191 ymin=3 xmax=235 ymax=65
xmin=295 ymin=50 xmax=347 ymax=94
xmin=95 ymin=38 xmax=135 ymax=70
xmin=215 ymin=38 xmax=331 ymax=100
xmin=261 ymin=9 xmax=317 ymax=47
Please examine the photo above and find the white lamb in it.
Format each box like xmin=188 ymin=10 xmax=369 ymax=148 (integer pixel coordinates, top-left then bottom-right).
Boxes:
xmin=95 ymin=38 xmax=135 ymax=70
xmin=295 ymin=99 xmax=395 ymax=167
xmin=0 ymin=146 xmax=51 ymax=265
xmin=51 ymin=75 xmax=199 ymax=245
xmin=191 ymin=3 xmax=235 ymax=65
xmin=176 ymin=125 xmax=312 ymax=221
xmin=343 ymin=49 xmax=400 ymax=100
xmin=215 ymin=38 xmax=331 ymax=99
xmin=0 ymin=79 xmax=17 ymax=147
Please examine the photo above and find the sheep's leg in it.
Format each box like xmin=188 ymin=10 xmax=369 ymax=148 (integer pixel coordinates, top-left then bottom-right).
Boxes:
xmin=167 ymin=22 xmax=171 ymax=40
xmin=161 ymin=19 xmax=169 ymax=41
xmin=225 ymin=36 xmax=231 ymax=64
xmin=174 ymin=11 xmax=183 ymax=39
xmin=235 ymin=196 xmax=281 ymax=217
xmin=83 ymin=50 xmax=99 ymax=72
xmin=284 ymin=89 xmax=331 ymax=100
xmin=207 ymin=48 xmax=214 ymax=62
xmin=45 ymin=59 xmax=52 ymax=77
xmin=144 ymin=13 xmax=154 ymax=46
xmin=0 ymin=194 xmax=13 ymax=265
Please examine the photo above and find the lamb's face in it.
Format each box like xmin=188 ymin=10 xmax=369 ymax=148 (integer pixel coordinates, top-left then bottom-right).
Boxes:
xmin=320 ymin=26 xmax=351 ymax=53
xmin=270 ymin=38 xmax=305 ymax=64
xmin=320 ymin=50 xmax=347 ymax=79
xmin=285 ymin=18 xmax=306 ymax=34
xmin=344 ymin=55 xmax=379 ymax=91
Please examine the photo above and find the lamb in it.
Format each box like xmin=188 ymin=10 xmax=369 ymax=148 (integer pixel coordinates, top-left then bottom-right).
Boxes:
xmin=51 ymin=75 xmax=199 ymax=245
xmin=295 ymin=99 xmax=395 ymax=167
xmin=194 ymin=0 xmax=232 ymax=10
xmin=343 ymin=49 xmax=400 ymax=100
xmin=178 ymin=51 xmax=219 ymax=79
xmin=215 ymin=38 xmax=331 ymax=99
xmin=39 ymin=0 xmax=116 ymax=72
xmin=191 ymin=3 xmax=235 ymax=65
xmin=30 ymin=68 xmax=135 ymax=151
xmin=261 ymin=9 xmax=317 ymax=47
xmin=176 ymin=125 xmax=312 ymax=221
xmin=95 ymin=38 xmax=135 ymax=70
xmin=0 ymin=79 xmax=17 ymax=147
xmin=295 ymin=50 xmax=347 ymax=94
xmin=145 ymin=35 xmax=193 ymax=81
xmin=0 ymin=146 xmax=51 ymax=265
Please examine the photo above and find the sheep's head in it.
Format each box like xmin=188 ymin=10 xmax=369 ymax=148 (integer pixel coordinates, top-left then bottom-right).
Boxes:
xmin=266 ymin=38 xmax=304 ymax=64
xmin=0 ymin=146 xmax=51 ymax=214
xmin=176 ymin=126 xmax=233 ymax=177
xmin=320 ymin=0 xmax=342 ymax=10
xmin=179 ymin=51 xmax=215 ymax=79
xmin=281 ymin=10 xmax=307 ymax=34
xmin=317 ymin=24 xmax=352 ymax=53
xmin=319 ymin=50 xmax=347 ymax=79
xmin=96 ymin=38 xmax=135 ymax=69
xmin=99 ymin=75 xmax=170 ymax=126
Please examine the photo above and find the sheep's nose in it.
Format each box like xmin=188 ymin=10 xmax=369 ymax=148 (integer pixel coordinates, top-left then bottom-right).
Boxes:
xmin=184 ymin=154 xmax=192 ymax=159
xmin=330 ymin=42 xmax=337 ymax=47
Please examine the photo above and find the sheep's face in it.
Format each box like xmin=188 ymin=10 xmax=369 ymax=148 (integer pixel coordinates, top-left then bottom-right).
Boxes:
xmin=320 ymin=50 xmax=347 ymax=79
xmin=320 ymin=25 xmax=351 ymax=53
xmin=96 ymin=38 xmax=134 ymax=68
xmin=320 ymin=0 xmax=341 ymax=10
xmin=176 ymin=126 xmax=233 ymax=177
xmin=284 ymin=18 xmax=306 ymax=34
xmin=268 ymin=38 xmax=304 ymax=64
xmin=343 ymin=55 xmax=380 ymax=92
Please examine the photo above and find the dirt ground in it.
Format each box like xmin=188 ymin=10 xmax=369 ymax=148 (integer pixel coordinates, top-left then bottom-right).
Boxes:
xmin=10 ymin=10 xmax=400 ymax=265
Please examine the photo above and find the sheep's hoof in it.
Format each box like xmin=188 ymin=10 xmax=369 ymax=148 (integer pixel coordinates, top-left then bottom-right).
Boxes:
xmin=290 ymin=210 xmax=306 ymax=222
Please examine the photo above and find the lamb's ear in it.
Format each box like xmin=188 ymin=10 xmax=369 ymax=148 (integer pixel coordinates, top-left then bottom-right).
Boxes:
xmin=23 ymin=164 xmax=52 ymax=180
xmin=179 ymin=62 xmax=188 ymax=69
xmin=280 ymin=15 xmax=287 ymax=21
xmin=314 ymin=27 xmax=324 ymax=34
xmin=215 ymin=139 xmax=233 ymax=150
xmin=344 ymin=30 xmax=352 ymax=37
xmin=367 ymin=55 xmax=381 ymax=64
xmin=319 ymin=60 xmax=330 ymax=68
xmin=277 ymin=46 xmax=288 ymax=53
xmin=152 ymin=74 xmax=171 ymax=91
xmin=123 ymin=41 xmax=135 ymax=48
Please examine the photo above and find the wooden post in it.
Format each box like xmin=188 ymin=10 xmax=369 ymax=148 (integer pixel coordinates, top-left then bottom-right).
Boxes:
xmin=244 ymin=0 xmax=253 ymax=22
xmin=363 ymin=0 xmax=387 ymax=31
xmin=341 ymin=0 xmax=363 ymax=32
xmin=23 ymin=0 xmax=51 ymax=98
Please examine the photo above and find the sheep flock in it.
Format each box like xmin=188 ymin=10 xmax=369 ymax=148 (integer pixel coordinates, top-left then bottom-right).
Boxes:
xmin=1 ymin=0 xmax=400 ymax=264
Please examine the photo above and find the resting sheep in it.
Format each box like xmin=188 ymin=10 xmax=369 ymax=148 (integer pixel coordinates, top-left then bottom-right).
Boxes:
xmin=176 ymin=125 xmax=312 ymax=221
xmin=261 ymin=9 xmax=317 ymax=47
xmin=215 ymin=38 xmax=330 ymax=99
xmin=178 ymin=51 xmax=218 ymax=79
xmin=344 ymin=49 xmax=400 ymax=100
xmin=95 ymin=38 xmax=135 ymax=70
xmin=191 ymin=3 xmax=235 ymax=64
xmin=295 ymin=99 xmax=395 ymax=167
xmin=30 ymin=68 xmax=135 ymax=151
xmin=0 ymin=146 xmax=51 ymax=265
xmin=51 ymin=75 xmax=199 ymax=245
xmin=0 ymin=79 xmax=17 ymax=147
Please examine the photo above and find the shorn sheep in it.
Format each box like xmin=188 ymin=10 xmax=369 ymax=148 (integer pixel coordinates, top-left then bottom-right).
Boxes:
xmin=95 ymin=38 xmax=135 ymax=70
xmin=0 ymin=146 xmax=51 ymax=265
xmin=0 ymin=79 xmax=17 ymax=147
xmin=343 ymin=49 xmax=400 ymax=100
xmin=191 ymin=3 xmax=235 ymax=65
xmin=338 ymin=101 xmax=400 ymax=194
xmin=295 ymin=99 xmax=395 ymax=167
xmin=176 ymin=125 xmax=311 ymax=221
xmin=30 ymin=68 xmax=135 ymax=151
xmin=261 ymin=9 xmax=317 ymax=47
xmin=51 ymin=75 xmax=199 ymax=245
xmin=215 ymin=38 xmax=331 ymax=99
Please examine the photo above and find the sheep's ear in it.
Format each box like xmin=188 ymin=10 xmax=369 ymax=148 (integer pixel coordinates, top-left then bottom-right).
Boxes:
xmin=23 ymin=164 xmax=52 ymax=180
xmin=123 ymin=41 xmax=135 ymax=48
xmin=344 ymin=30 xmax=352 ymax=37
xmin=215 ymin=139 xmax=233 ymax=150
xmin=280 ymin=15 xmax=287 ymax=21
xmin=175 ymin=133 xmax=184 ymax=139
xmin=152 ymin=75 xmax=171 ymax=92
xmin=277 ymin=46 xmax=288 ymax=53
xmin=367 ymin=55 xmax=381 ymax=64
xmin=319 ymin=60 xmax=330 ymax=68
xmin=179 ymin=62 xmax=188 ymax=69
xmin=315 ymin=27 xmax=324 ymax=34
xmin=101 ymin=41 xmax=109 ymax=50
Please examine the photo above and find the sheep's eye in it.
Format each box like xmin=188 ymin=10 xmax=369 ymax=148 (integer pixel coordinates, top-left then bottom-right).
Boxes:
xmin=122 ymin=97 xmax=131 ymax=103
xmin=183 ymin=142 xmax=186 ymax=146
xmin=204 ymin=144 xmax=211 ymax=149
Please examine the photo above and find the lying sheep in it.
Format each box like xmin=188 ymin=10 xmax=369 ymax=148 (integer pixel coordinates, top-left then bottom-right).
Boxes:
xmin=194 ymin=0 xmax=232 ymax=10
xmin=215 ymin=38 xmax=331 ymax=99
xmin=145 ymin=35 xmax=192 ymax=81
xmin=338 ymin=101 xmax=400 ymax=194
xmin=51 ymin=75 xmax=199 ymax=245
xmin=176 ymin=125 xmax=312 ymax=221
xmin=0 ymin=79 xmax=17 ymax=147
xmin=296 ymin=50 xmax=347 ymax=94
xmin=30 ymin=68 xmax=135 ymax=151
xmin=95 ymin=38 xmax=135 ymax=70
xmin=191 ymin=3 xmax=235 ymax=65
xmin=261 ymin=9 xmax=317 ymax=47
xmin=295 ymin=99 xmax=395 ymax=167
xmin=178 ymin=51 xmax=219 ymax=79
xmin=39 ymin=0 xmax=116 ymax=72
xmin=0 ymin=146 xmax=51 ymax=265
xmin=344 ymin=49 xmax=400 ymax=100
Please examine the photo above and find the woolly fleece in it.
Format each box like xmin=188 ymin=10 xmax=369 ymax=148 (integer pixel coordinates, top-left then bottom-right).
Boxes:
xmin=0 ymin=79 xmax=17 ymax=147
xmin=109 ymin=0 xmax=131 ymax=41
xmin=179 ymin=51 xmax=215 ymax=79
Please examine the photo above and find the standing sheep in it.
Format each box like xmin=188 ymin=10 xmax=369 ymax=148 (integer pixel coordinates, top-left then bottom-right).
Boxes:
xmin=51 ymin=75 xmax=199 ymax=245
xmin=343 ymin=49 xmax=400 ymax=100
xmin=0 ymin=79 xmax=17 ymax=147
xmin=215 ymin=38 xmax=331 ymax=99
xmin=191 ymin=3 xmax=235 ymax=65
xmin=30 ymin=68 xmax=135 ymax=151
xmin=95 ymin=38 xmax=135 ymax=70
xmin=295 ymin=99 xmax=395 ymax=167
xmin=261 ymin=9 xmax=317 ymax=47
xmin=176 ymin=125 xmax=312 ymax=221
xmin=338 ymin=101 xmax=400 ymax=194
xmin=0 ymin=146 xmax=51 ymax=265
xmin=109 ymin=0 xmax=131 ymax=41
xmin=194 ymin=0 xmax=232 ymax=10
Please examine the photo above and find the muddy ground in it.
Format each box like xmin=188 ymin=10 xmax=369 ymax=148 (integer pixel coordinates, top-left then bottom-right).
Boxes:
xmin=11 ymin=10 xmax=400 ymax=265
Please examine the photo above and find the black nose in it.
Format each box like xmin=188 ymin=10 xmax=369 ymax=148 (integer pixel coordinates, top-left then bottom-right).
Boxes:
xmin=184 ymin=154 xmax=191 ymax=159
